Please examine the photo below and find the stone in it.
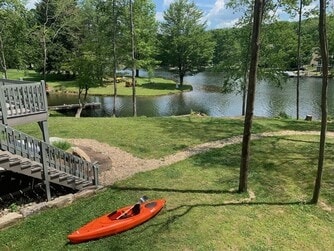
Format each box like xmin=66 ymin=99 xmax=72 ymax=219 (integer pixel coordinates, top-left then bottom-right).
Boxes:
xmin=0 ymin=212 xmax=23 ymax=229
xmin=74 ymin=189 xmax=95 ymax=200
xmin=68 ymin=147 xmax=91 ymax=162
xmin=20 ymin=202 xmax=48 ymax=217
xmin=47 ymin=194 xmax=74 ymax=208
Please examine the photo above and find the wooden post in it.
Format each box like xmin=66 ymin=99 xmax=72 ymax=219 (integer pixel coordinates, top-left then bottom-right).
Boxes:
xmin=41 ymin=142 xmax=51 ymax=201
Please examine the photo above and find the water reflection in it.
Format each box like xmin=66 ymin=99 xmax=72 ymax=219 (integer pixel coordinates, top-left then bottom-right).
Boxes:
xmin=47 ymin=71 xmax=334 ymax=119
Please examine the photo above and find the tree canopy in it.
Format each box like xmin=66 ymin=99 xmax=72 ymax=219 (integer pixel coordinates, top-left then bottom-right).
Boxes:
xmin=159 ymin=0 xmax=215 ymax=86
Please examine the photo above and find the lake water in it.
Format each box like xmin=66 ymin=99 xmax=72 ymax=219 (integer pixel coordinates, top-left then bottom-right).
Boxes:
xmin=47 ymin=70 xmax=334 ymax=119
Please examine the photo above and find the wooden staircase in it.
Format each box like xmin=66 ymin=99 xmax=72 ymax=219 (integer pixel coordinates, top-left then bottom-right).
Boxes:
xmin=0 ymin=124 xmax=99 ymax=192
xmin=0 ymin=79 xmax=99 ymax=201
xmin=0 ymin=151 xmax=94 ymax=190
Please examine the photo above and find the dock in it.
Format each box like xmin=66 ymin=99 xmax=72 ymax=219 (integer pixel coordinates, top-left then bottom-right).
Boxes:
xmin=48 ymin=102 xmax=101 ymax=111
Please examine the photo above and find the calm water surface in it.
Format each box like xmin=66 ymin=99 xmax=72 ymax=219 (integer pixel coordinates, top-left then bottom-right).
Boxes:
xmin=47 ymin=71 xmax=334 ymax=119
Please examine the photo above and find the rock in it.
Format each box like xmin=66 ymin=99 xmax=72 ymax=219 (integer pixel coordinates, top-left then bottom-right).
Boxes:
xmin=74 ymin=189 xmax=96 ymax=200
xmin=20 ymin=202 xmax=48 ymax=217
xmin=67 ymin=147 xmax=91 ymax=162
xmin=47 ymin=194 xmax=74 ymax=208
xmin=0 ymin=212 xmax=23 ymax=229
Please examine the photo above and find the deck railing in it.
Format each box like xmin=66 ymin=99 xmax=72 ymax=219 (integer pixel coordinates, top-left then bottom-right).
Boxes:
xmin=0 ymin=79 xmax=48 ymax=126
xmin=0 ymin=123 xmax=99 ymax=191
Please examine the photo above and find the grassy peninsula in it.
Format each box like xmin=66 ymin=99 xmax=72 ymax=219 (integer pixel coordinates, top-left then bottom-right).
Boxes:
xmin=6 ymin=69 xmax=192 ymax=96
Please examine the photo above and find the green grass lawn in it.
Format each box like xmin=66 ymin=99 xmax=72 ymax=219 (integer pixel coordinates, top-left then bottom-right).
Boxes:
xmin=5 ymin=69 xmax=191 ymax=96
xmin=2 ymin=117 xmax=333 ymax=250
xmin=16 ymin=116 xmax=330 ymax=159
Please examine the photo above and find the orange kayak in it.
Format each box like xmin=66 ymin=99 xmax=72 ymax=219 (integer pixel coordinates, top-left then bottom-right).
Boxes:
xmin=68 ymin=198 xmax=166 ymax=243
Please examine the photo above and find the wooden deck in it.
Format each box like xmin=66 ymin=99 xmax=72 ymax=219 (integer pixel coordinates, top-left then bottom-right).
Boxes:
xmin=0 ymin=79 xmax=100 ymax=201
xmin=49 ymin=102 xmax=101 ymax=111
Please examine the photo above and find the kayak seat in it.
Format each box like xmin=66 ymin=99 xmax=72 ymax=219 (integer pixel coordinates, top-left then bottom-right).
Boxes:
xmin=132 ymin=203 xmax=141 ymax=215
xmin=108 ymin=210 xmax=121 ymax=219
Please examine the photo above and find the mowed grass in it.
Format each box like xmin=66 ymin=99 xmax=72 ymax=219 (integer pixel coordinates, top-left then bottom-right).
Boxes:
xmin=5 ymin=68 xmax=191 ymax=96
xmin=15 ymin=116 xmax=330 ymax=159
xmin=2 ymin=117 xmax=333 ymax=250
xmin=0 ymin=131 xmax=333 ymax=250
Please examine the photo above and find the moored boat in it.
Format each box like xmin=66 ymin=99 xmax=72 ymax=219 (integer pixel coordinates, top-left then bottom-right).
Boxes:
xmin=67 ymin=197 xmax=166 ymax=244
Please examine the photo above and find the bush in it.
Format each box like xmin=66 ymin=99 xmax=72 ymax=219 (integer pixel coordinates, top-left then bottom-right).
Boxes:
xmin=52 ymin=140 xmax=71 ymax=150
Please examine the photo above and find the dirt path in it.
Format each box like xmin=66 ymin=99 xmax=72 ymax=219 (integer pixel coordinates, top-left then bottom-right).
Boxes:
xmin=69 ymin=130 xmax=334 ymax=186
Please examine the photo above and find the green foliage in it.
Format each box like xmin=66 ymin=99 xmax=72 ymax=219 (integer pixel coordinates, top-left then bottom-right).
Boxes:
xmin=0 ymin=0 xmax=28 ymax=77
xmin=159 ymin=0 xmax=215 ymax=85
xmin=133 ymin=0 xmax=159 ymax=72
xmin=8 ymin=203 xmax=18 ymax=212
xmin=276 ymin=111 xmax=291 ymax=119
xmin=34 ymin=0 xmax=81 ymax=76
xmin=52 ymin=140 xmax=71 ymax=151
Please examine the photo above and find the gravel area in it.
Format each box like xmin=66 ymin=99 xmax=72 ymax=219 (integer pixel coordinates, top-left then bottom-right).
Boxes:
xmin=68 ymin=130 xmax=334 ymax=186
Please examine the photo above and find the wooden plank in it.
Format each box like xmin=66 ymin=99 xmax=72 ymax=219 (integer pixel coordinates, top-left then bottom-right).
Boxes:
xmin=48 ymin=102 xmax=101 ymax=111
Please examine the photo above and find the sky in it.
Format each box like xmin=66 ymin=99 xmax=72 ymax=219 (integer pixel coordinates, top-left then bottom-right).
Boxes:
xmin=26 ymin=0 xmax=318 ymax=30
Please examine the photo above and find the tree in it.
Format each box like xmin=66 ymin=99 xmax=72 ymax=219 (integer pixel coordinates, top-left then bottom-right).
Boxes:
xmin=133 ymin=0 xmax=158 ymax=77
xmin=311 ymin=0 xmax=329 ymax=204
xmin=34 ymin=0 xmax=80 ymax=80
xmin=217 ymin=0 xmax=287 ymax=116
xmin=71 ymin=0 xmax=111 ymax=117
xmin=130 ymin=0 xmax=136 ymax=116
xmin=211 ymin=25 xmax=252 ymax=115
xmin=282 ymin=0 xmax=315 ymax=119
xmin=0 ymin=0 xmax=27 ymax=78
xmin=239 ymin=0 xmax=265 ymax=193
xmin=160 ymin=0 xmax=215 ymax=86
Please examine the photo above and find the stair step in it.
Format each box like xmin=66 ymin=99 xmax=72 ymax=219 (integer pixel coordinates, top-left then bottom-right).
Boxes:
xmin=9 ymin=158 xmax=21 ymax=166
xmin=75 ymin=179 xmax=84 ymax=185
xmin=82 ymin=181 xmax=93 ymax=187
xmin=21 ymin=161 xmax=32 ymax=169
xmin=59 ymin=174 xmax=69 ymax=182
xmin=31 ymin=165 xmax=42 ymax=173
xmin=67 ymin=176 xmax=75 ymax=183
xmin=49 ymin=171 xmax=60 ymax=179
xmin=0 ymin=154 xmax=9 ymax=162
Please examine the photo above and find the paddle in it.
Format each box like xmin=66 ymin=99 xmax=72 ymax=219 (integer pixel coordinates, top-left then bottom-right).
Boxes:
xmin=116 ymin=195 xmax=149 ymax=220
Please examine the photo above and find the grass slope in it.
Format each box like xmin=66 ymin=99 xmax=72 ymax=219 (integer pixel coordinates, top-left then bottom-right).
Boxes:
xmin=1 ymin=117 xmax=333 ymax=250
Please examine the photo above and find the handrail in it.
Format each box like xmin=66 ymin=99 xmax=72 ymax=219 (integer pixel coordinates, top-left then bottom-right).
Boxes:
xmin=0 ymin=123 xmax=99 ymax=187
xmin=0 ymin=79 xmax=48 ymax=125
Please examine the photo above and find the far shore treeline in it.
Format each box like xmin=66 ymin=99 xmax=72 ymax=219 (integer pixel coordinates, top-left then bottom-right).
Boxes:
xmin=1 ymin=0 xmax=333 ymax=85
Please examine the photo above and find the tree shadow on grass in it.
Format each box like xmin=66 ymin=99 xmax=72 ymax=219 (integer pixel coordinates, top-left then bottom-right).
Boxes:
xmin=117 ymin=186 xmax=314 ymax=240
xmin=112 ymin=185 xmax=312 ymax=228
xmin=112 ymin=185 xmax=237 ymax=195
xmin=157 ymin=200 xmax=313 ymax=231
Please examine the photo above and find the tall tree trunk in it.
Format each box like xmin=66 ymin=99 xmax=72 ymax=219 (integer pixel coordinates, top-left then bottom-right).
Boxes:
xmin=241 ymin=74 xmax=247 ymax=116
xmin=42 ymin=0 xmax=50 ymax=82
xmin=112 ymin=0 xmax=117 ymax=117
xmin=239 ymin=0 xmax=264 ymax=193
xmin=311 ymin=0 xmax=328 ymax=204
xmin=43 ymin=28 xmax=47 ymax=81
xmin=296 ymin=0 xmax=302 ymax=120
xmin=130 ymin=0 xmax=136 ymax=117
xmin=178 ymin=65 xmax=185 ymax=87
xmin=0 ymin=34 xmax=8 ymax=79
xmin=241 ymin=21 xmax=253 ymax=116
